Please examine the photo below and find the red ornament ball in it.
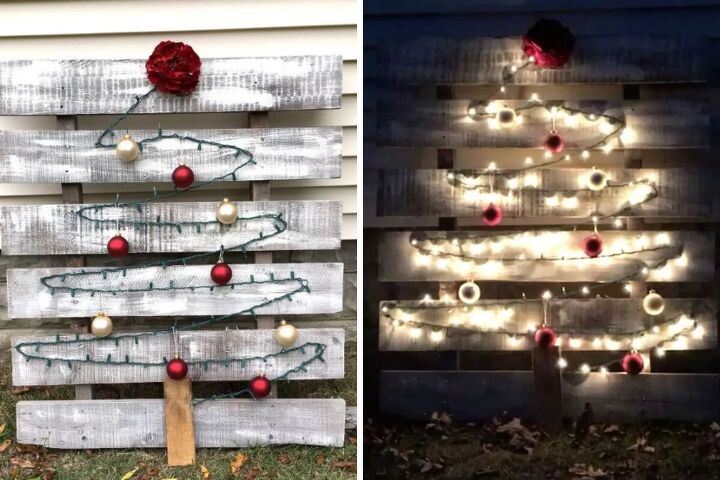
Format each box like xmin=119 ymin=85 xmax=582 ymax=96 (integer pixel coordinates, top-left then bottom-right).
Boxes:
xmin=543 ymin=133 xmax=565 ymax=154
xmin=622 ymin=352 xmax=644 ymax=376
xmin=482 ymin=203 xmax=503 ymax=227
xmin=522 ymin=19 xmax=575 ymax=68
xmin=146 ymin=41 xmax=201 ymax=95
xmin=172 ymin=165 xmax=194 ymax=189
xmin=249 ymin=374 xmax=272 ymax=398
xmin=107 ymin=234 xmax=129 ymax=257
xmin=582 ymin=233 xmax=603 ymax=258
xmin=534 ymin=326 xmax=557 ymax=349
xmin=210 ymin=261 xmax=232 ymax=285
xmin=166 ymin=357 xmax=188 ymax=380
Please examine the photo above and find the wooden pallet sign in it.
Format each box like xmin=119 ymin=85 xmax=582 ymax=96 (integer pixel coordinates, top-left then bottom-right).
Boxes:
xmin=378 ymin=36 xmax=707 ymax=85
xmin=378 ymin=231 xmax=713 ymax=282
xmin=379 ymin=371 xmax=719 ymax=422
xmin=377 ymin=99 xmax=708 ymax=147
xmin=16 ymin=398 xmax=347 ymax=448
xmin=0 ymin=56 xmax=342 ymax=115
xmin=379 ymin=298 xmax=716 ymax=352
xmin=1 ymin=200 xmax=342 ymax=255
xmin=6 ymin=263 xmax=343 ymax=319
xmin=0 ymin=128 xmax=342 ymax=183
xmin=376 ymin=169 xmax=716 ymax=219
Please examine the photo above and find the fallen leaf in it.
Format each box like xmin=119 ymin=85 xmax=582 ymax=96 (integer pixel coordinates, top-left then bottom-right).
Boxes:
xmin=603 ymin=425 xmax=621 ymax=434
xmin=569 ymin=463 xmax=607 ymax=478
xmin=245 ymin=467 xmax=262 ymax=480
xmin=0 ymin=424 xmax=5 ymax=435
xmin=230 ymin=452 xmax=248 ymax=474
xmin=10 ymin=457 xmax=36 ymax=469
xmin=120 ymin=469 xmax=138 ymax=480
xmin=315 ymin=453 xmax=326 ymax=465
xmin=331 ymin=460 xmax=356 ymax=470
xmin=644 ymin=446 xmax=656 ymax=453
xmin=711 ymin=422 xmax=720 ymax=432
xmin=12 ymin=386 xmax=31 ymax=394
xmin=199 ymin=465 xmax=210 ymax=479
xmin=0 ymin=439 xmax=11 ymax=453
xmin=278 ymin=453 xmax=291 ymax=464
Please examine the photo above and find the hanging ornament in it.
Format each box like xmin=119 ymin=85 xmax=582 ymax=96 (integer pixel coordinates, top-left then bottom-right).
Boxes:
xmin=91 ymin=312 xmax=113 ymax=337
xmin=107 ymin=234 xmax=130 ymax=257
xmin=215 ymin=198 xmax=238 ymax=225
xmin=643 ymin=290 xmax=665 ymax=316
xmin=249 ymin=373 xmax=272 ymax=398
xmin=586 ymin=168 xmax=608 ymax=191
xmin=481 ymin=203 xmax=503 ymax=226
xmin=172 ymin=164 xmax=195 ymax=189
xmin=543 ymin=132 xmax=565 ymax=154
xmin=522 ymin=19 xmax=575 ymax=68
xmin=582 ymin=233 xmax=603 ymax=258
xmin=534 ymin=325 xmax=557 ymax=349
xmin=211 ymin=261 xmax=232 ymax=285
xmin=166 ymin=357 xmax=188 ymax=380
xmin=116 ymin=134 xmax=140 ymax=162
xmin=622 ymin=351 xmax=644 ymax=375
xmin=458 ymin=280 xmax=481 ymax=304
xmin=497 ymin=107 xmax=517 ymax=128
xmin=275 ymin=320 xmax=299 ymax=348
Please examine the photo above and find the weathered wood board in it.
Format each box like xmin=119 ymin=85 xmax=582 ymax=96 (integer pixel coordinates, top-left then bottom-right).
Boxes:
xmin=379 ymin=298 xmax=716 ymax=351
xmin=0 ymin=56 xmax=342 ymax=115
xmin=16 ymin=398 xmax=346 ymax=448
xmin=1 ymin=201 xmax=342 ymax=255
xmin=7 ymin=263 xmax=343 ymax=318
xmin=378 ymin=231 xmax=713 ymax=282
xmin=0 ymin=128 xmax=342 ymax=183
xmin=377 ymin=169 xmax=716 ymax=219
xmin=12 ymin=328 xmax=344 ymax=386
xmin=164 ymin=378 xmax=195 ymax=466
xmin=379 ymin=36 xmax=706 ymax=85
xmin=377 ymin=99 xmax=708 ymax=148
xmin=380 ymin=371 xmax=719 ymax=421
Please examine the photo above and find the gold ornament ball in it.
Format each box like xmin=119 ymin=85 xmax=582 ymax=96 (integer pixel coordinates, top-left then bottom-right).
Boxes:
xmin=458 ymin=280 xmax=481 ymax=304
xmin=275 ymin=320 xmax=299 ymax=348
xmin=497 ymin=108 xmax=517 ymax=128
xmin=115 ymin=134 xmax=140 ymax=162
xmin=91 ymin=312 xmax=113 ymax=337
xmin=587 ymin=168 xmax=608 ymax=192
xmin=643 ymin=291 xmax=665 ymax=316
xmin=215 ymin=198 xmax=238 ymax=224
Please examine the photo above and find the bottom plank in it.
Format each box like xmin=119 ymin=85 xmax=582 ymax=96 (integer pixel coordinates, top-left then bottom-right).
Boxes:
xmin=17 ymin=398 xmax=345 ymax=448
xmin=380 ymin=371 xmax=719 ymax=422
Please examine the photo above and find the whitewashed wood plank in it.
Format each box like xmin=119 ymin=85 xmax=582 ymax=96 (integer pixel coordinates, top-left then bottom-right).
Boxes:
xmin=378 ymin=231 xmax=713 ymax=282
xmin=0 ymin=128 xmax=341 ymax=183
xmin=7 ymin=263 xmax=343 ymax=318
xmin=379 ymin=298 xmax=716 ymax=351
xmin=377 ymin=99 xmax=708 ymax=147
xmin=377 ymin=169 xmax=717 ymax=219
xmin=0 ymin=201 xmax=342 ymax=255
xmin=379 ymin=36 xmax=707 ymax=84
xmin=0 ymin=56 xmax=342 ymax=115
xmin=12 ymin=328 xmax=344 ymax=386
xmin=16 ymin=398 xmax=346 ymax=448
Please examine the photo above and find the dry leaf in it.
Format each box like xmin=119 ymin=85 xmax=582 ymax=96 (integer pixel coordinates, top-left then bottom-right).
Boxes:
xmin=245 ymin=467 xmax=262 ymax=480
xmin=120 ymin=469 xmax=138 ymax=480
xmin=0 ymin=439 xmax=12 ymax=453
xmin=230 ymin=452 xmax=248 ymax=474
xmin=278 ymin=453 xmax=291 ymax=464
xmin=12 ymin=386 xmax=31 ymax=394
xmin=199 ymin=465 xmax=210 ymax=479
xmin=10 ymin=457 xmax=36 ymax=469
xmin=603 ymin=425 xmax=620 ymax=434
xmin=315 ymin=453 xmax=326 ymax=465
xmin=332 ymin=460 xmax=356 ymax=470
xmin=569 ymin=464 xmax=607 ymax=478
xmin=711 ymin=422 xmax=720 ymax=432
xmin=0 ymin=423 xmax=5 ymax=435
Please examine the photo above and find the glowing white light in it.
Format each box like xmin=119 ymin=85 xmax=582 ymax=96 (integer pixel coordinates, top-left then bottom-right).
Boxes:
xmin=599 ymin=366 xmax=609 ymax=374
xmin=555 ymin=336 xmax=563 ymax=347
xmin=415 ymin=254 xmax=431 ymax=266
xmin=580 ymin=364 xmax=591 ymax=374
xmin=624 ymin=284 xmax=633 ymax=294
xmin=436 ymin=258 xmax=449 ymax=269
xmin=581 ymin=150 xmax=590 ymax=160
xmin=421 ymin=294 xmax=432 ymax=304
xmin=557 ymin=358 xmax=568 ymax=369
xmin=409 ymin=327 xmax=423 ymax=339
xmin=381 ymin=305 xmax=389 ymax=313
xmin=524 ymin=156 xmax=534 ymax=166
xmin=487 ymin=162 xmax=498 ymax=171
xmin=510 ymin=65 xmax=518 ymax=73
xmin=605 ymin=338 xmax=621 ymax=350
xmin=562 ymin=196 xmax=579 ymax=209
xmin=582 ymin=286 xmax=590 ymax=295
xmin=675 ymin=254 xmax=688 ymax=268
xmin=530 ymin=93 xmax=539 ymax=102
xmin=692 ymin=325 xmax=705 ymax=339
xmin=430 ymin=329 xmax=445 ymax=343
xmin=500 ymin=86 xmax=506 ymax=93
xmin=542 ymin=290 xmax=553 ymax=300
xmin=447 ymin=172 xmax=455 ymax=180
xmin=524 ymin=173 xmax=538 ymax=188
xmin=545 ymin=195 xmax=559 ymax=207
xmin=449 ymin=316 xmax=462 ymax=326
xmin=564 ymin=114 xmax=579 ymax=128
xmin=515 ymin=114 xmax=524 ymax=125
xmin=654 ymin=233 xmax=671 ymax=246
xmin=620 ymin=127 xmax=636 ymax=144
xmin=507 ymin=177 xmax=519 ymax=189
xmin=467 ymin=107 xmax=477 ymax=117
xmin=614 ymin=218 xmax=624 ymax=228
xmin=508 ymin=335 xmax=523 ymax=347
xmin=674 ymin=336 xmax=688 ymax=350
xmin=601 ymin=143 xmax=614 ymax=155
xmin=569 ymin=337 xmax=583 ymax=349
xmin=631 ymin=337 xmax=642 ymax=350
xmin=655 ymin=347 xmax=665 ymax=357
xmin=441 ymin=293 xmax=453 ymax=304
xmin=544 ymin=151 xmax=553 ymax=159
xmin=592 ymin=337 xmax=602 ymax=348
xmin=599 ymin=119 xmax=615 ymax=135
xmin=487 ymin=118 xmax=500 ymax=130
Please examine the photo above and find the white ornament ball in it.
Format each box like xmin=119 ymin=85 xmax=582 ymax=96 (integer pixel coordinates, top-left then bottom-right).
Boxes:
xmin=91 ymin=312 xmax=113 ymax=337
xmin=458 ymin=280 xmax=481 ymax=304
xmin=275 ymin=320 xmax=299 ymax=348
xmin=115 ymin=134 xmax=140 ymax=162
xmin=215 ymin=198 xmax=238 ymax=225
xmin=643 ymin=291 xmax=665 ymax=316
xmin=497 ymin=108 xmax=517 ymax=128
xmin=586 ymin=168 xmax=608 ymax=191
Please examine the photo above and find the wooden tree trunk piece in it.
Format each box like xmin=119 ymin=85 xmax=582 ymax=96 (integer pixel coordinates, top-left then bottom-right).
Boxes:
xmin=532 ymin=346 xmax=562 ymax=434
xmin=164 ymin=378 xmax=196 ymax=466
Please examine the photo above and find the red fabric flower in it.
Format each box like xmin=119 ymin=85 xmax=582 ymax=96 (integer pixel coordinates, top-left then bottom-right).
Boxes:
xmin=522 ymin=19 xmax=575 ymax=68
xmin=146 ymin=41 xmax=201 ymax=95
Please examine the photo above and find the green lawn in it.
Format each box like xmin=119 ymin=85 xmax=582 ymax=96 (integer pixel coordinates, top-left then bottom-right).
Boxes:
xmin=0 ymin=343 xmax=356 ymax=480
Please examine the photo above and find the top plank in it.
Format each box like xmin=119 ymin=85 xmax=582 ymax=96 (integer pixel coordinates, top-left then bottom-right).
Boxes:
xmin=379 ymin=36 xmax=706 ymax=85
xmin=0 ymin=56 xmax=342 ymax=115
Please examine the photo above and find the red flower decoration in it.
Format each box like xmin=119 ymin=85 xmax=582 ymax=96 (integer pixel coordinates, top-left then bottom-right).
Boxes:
xmin=146 ymin=41 xmax=201 ymax=95
xmin=522 ymin=19 xmax=575 ymax=68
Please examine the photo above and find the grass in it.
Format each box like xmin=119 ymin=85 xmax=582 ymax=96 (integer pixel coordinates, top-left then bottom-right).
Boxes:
xmin=0 ymin=342 xmax=356 ymax=479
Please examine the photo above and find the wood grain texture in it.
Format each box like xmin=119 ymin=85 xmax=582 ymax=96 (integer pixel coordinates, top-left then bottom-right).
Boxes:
xmin=0 ymin=128 xmax=342 ymax=183
xmin=1 ymin=201 xmax=342 ymax=255
xmin=12 ymin=328 xmax=345 ymax=386
xmin=0 ymin=56 xmax=342 ymax=115
xmin=378 ymin=298 xmax=716 ymax=351
xmin=380 ymin=371 xmax=719 ymax=421
xmin=378 ymin=36 xmax=706 ymax=84
xmin=377 ymin=169 xmax=716 ymax=219
xmin=378 ymin=231 xmax=713 ymax=282
xmin=7 ymin=263 xmax=343 ymax=319
xmin=377 ymin=99 xmax=708 ymax=147
xmin=16 ymin=398 xmax=346 ymax=448
xmin=533 ymin=346 xmax=562 ymax=434
xmin=164 ymin=378 xmax=196 ymax=466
